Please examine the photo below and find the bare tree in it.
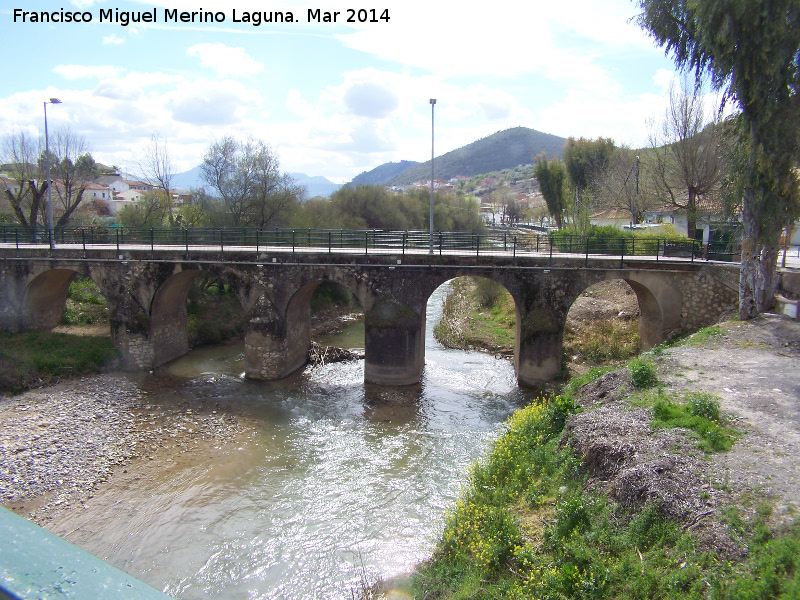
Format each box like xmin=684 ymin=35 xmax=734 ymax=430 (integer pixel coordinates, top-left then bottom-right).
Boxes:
xmin=49 ymin=127 xmax=98 ymax=226
xmin=594 ymin=146 xmax=650 ymax=226
xmin=138 ymin=133 xmax=176 ymax=225
xmin=646 ymin=79 xmax=727 ymax=237
xmin=1 ymin=131 xmax=48 ymax=230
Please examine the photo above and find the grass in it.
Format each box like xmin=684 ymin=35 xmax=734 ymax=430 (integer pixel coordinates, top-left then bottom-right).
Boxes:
xmin=648 ymin=390 xmax=740 ymax=452
xmin=434 ymin=277 xmax=516 ymax=353
xmin=564 ymin=319 xmax=640 ymax=363
xmin=0 ymin=331 xmax=119 ymax=394
xmin=682 ymin=325 xmax=725 ymax=346
xmin=62 ymin=276 xmax=109 ymax=326
xmin=404 ymin=370 xmax=797 ymax=599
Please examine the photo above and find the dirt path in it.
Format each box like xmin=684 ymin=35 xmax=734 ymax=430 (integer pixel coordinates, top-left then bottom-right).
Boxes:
xmin=658 ymin=315 xmax=800 ymax=523
xmin=566 ymin=313 xmax=800 ymax=553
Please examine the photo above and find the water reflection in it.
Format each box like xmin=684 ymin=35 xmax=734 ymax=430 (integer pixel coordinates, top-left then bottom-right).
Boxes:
xmin=68 ymin=282 xmax=532 ymax=599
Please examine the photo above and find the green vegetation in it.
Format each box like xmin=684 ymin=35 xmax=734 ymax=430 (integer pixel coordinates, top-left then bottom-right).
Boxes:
xmin=0 ymin=331 xmax=118 ymax=394
xmin=294 ymin=186 xmax=484 ymax=232
xmin=433 ymin=278 xmax=516 ymax=353
xmin=564 ymin=319 xmax=640 ymax=363
xmin=186 ymin=276 xmax=245 ymax=347
xmin=628 ymin=358 xmax=658 ymax=389
xmin=387 ymin=127 xmax=566 ymax=186
xmin=643 ymin=390 xmax=739 ymax=452
xmin=63 ymin=275 xmax=108 ymax=325
xmin=682 ymin=325 xmax=725 ymax=346
xmin=550 ymin=225 xmax=690 ymax=255
xmin=405 ymin=382 xmax=798 ymax=599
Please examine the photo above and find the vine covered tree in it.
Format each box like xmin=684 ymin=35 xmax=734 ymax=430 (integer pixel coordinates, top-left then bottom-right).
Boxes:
xmin=636 ymin=0 xmax=800 ymax=319
xmin=533 ymin=152 xmax=566 ymax=229
xmin=563 ymin=137 xmax=616 ymax=229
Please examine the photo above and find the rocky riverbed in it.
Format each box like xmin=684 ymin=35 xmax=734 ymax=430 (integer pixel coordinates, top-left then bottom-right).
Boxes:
xmin=0 ymin=374 xmax=248 ymax=525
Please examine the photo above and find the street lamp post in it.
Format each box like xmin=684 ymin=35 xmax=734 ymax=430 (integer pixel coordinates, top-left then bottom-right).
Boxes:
xmin=429 ymin=99 xmax=436 ymax=254
xmin=44 ymin=97 xmax=62 ymax=249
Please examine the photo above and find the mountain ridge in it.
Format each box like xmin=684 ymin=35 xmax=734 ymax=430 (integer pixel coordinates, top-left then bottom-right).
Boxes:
xmin=347 ymin=127 xmax=566 ymax=187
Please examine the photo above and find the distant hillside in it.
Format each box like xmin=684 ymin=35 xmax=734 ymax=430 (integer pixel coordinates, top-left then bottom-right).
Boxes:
xmin=389 ymin=127 xmax=566 ymax=185
xmin=170 ymin=166 xmax=341 ymax=198
xmin=350 ymin=160 xmax=420 ymax=186
xmin=172 ymin=165 xmax=203 ymax=190
xmin=289 ymin=173 xmax=341 ymax=199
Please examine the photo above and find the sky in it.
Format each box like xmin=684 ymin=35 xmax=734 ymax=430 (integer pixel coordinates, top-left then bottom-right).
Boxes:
xmin=1 ymin=0 xmax=686 ymax=183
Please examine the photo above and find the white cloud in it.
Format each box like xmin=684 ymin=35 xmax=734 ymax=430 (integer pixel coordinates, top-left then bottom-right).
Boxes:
xmin=653 ymin=69 xmax=677 ymax=93
xmin=187 ymin=43 xmax=265 ymax=78
xmin=103 ymin=34 xmax=125 ymax=45
xmin=166 ymin=80 xmax=262 ymax=125
xmin=53 ymin=65 xmax=124 ymax=80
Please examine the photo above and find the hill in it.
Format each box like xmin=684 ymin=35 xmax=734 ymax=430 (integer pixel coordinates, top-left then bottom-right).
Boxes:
xmin=289 ymin=173 xmax=342 ymax=199
xmin=349 ymin=160 xmax=420 ymax=186
xmin=170 ymin=167 xmax=341 ymax=199
xmin=388 ymin=127 xmax=566 ymax=186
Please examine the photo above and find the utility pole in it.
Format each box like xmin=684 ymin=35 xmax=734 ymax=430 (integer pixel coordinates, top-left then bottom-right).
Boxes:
xmin=429 ymin=99 xmax=436 ymax=255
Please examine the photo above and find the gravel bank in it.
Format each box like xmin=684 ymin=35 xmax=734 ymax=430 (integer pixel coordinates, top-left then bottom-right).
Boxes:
xmin=0 ymin=374 xmax=245 ymax=525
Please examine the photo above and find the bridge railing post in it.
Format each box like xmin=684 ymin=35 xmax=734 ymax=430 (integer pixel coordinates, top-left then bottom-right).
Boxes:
xmin=585 ymin=236 xmax=590 ymax=267
xmin=620 ymin=237 xmax=625 ymax=268
xmin=328 ymin=231 xmax=332 ymax=254
xmin=116 ymin=227 xmax=120 ymax=254
xmin=513 ymin=235 xmax=517 ymax=259
xmin=402 ymin=231 xmax=406 ymax=256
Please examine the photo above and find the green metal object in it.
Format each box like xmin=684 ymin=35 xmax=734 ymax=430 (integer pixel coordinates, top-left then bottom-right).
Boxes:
xmin=0 ymin=507 xmax=174 ymax=600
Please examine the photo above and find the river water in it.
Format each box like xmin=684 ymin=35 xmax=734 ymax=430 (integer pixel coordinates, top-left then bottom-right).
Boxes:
xmin=64 ymin=283 xmax=533 ymax=599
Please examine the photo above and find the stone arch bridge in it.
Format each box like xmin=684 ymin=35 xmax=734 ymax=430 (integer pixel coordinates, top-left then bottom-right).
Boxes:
xmin=0 ymin=248 xmax=739 ymax=386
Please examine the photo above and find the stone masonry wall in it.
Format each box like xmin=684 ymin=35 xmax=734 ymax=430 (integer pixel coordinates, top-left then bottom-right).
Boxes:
xmin=678 ymin=267 xmax=739 ymax=332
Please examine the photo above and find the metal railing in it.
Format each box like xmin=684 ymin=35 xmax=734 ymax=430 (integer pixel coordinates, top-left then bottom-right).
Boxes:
xmin=0 ymin=225 xmax=726 ymax=263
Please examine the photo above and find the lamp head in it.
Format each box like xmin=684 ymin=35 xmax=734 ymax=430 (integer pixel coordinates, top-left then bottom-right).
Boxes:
xmin=49 ymin=98 xmax=62 ymax=104
xmin=430 ymin=99 xmax=436 ymax=105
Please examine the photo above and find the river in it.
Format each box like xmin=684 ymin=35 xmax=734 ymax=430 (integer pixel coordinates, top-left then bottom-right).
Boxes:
xmin=58 ymin=283 xmax=533 ymax=599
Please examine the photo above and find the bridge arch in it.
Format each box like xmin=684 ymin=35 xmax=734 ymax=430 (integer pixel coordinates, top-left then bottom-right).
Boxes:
xmin=21 ymin=268 xmax=79 ymax=330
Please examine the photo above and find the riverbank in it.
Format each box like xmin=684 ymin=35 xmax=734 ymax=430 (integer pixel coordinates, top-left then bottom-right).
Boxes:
xmin=393 ymin=313 xmax=800 ymax=598
xmin=0 ymin=373 xmax=252 ymax=527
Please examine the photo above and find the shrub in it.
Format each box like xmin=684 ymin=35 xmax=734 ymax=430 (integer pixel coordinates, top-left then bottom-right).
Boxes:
xmin=689 ymin=392 xmax=721 ymax=421
xmin=628 ymin=358 xmax=658 ymax=388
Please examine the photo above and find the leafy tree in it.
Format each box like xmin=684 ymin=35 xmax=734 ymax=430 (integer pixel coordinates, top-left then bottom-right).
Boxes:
xmin=646 ymin=79 xmax=727 ymax=238
xmin=564 ymin=138 xmax=616 ymax=192
xmin=201 ymin=136 xmax=302 ymax=227
xmin=117 ymin=190 xmax=170 ymax=227
xmin=533 ymin=152 xmax=566 ymax=229
xmin=635 ymin=0 xmax=800 ymax=319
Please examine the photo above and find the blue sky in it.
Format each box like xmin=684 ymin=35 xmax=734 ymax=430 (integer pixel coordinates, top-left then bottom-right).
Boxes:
xmin=1 ymin=0 xmax=682 ymax=183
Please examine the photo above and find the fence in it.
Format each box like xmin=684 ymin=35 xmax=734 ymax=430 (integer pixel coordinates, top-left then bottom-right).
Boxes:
xmin=0 ymin=225 xmax=722 ymax=263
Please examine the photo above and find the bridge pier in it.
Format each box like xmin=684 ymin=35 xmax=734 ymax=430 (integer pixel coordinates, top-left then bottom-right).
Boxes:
xmin=515 ymin=303 xmax=565 ymax=386
xmin=364 ymin=299 xmax=425 ymax=386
